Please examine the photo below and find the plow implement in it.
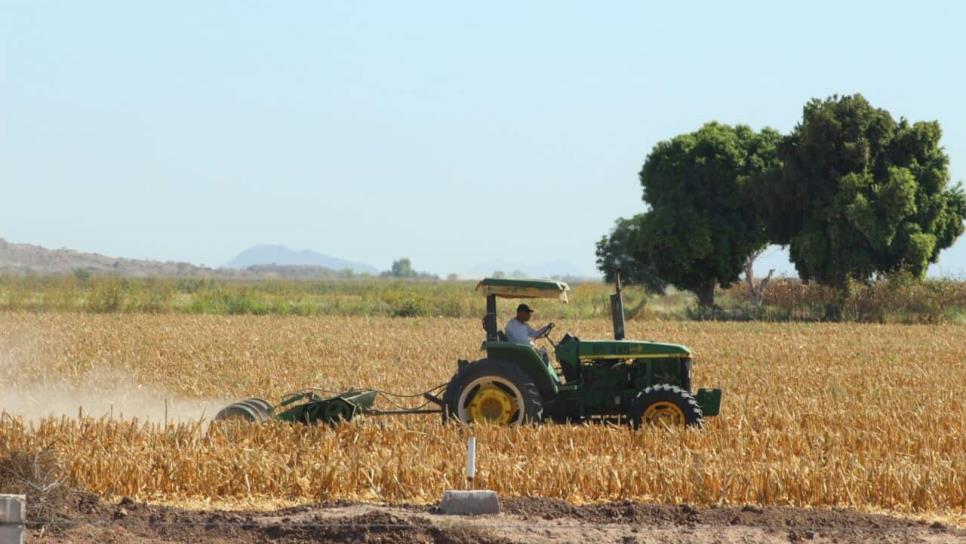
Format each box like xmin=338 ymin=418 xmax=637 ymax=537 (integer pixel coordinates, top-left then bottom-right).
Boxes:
xmin=214 ymin=386 xmax=446 ymax=425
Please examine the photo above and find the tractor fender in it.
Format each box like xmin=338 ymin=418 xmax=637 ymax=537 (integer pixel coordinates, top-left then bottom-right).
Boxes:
xmin=479 ymin=342 xmax=560 ymax=397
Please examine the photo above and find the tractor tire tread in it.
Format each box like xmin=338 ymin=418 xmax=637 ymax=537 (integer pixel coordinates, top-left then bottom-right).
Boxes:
xmin=628 ymin=384 xmax=703 ymax=428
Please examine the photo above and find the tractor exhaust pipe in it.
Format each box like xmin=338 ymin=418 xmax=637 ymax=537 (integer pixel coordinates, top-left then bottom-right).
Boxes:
xmin=611 ymin=271 xmax=626 ymax=341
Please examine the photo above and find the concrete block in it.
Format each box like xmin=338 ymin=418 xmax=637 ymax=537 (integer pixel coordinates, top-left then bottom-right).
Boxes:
xmin=438 ymin=490 xmax=500 ymax=515
xmin=0 ymin=495 xmax=25 ymax=544
xmin=0 ymin=525 xmax=24 ymax=544
xmin=0 ymin=495 xmax=25 ymax=524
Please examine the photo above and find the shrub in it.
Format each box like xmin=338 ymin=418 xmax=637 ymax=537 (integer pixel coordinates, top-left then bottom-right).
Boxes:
xmin=86 ymin=278 xmax=124 ymax=313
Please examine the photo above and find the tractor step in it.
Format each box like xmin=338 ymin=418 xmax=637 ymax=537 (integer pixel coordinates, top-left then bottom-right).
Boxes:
xmin=695 ymin=388 xmax=722 ymax=417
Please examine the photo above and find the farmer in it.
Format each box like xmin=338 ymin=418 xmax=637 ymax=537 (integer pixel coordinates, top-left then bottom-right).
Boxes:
xmin=505 ymin=304 xmax=554 ymax=359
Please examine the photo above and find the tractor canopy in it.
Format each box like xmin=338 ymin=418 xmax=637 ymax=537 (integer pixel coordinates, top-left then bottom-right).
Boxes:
xmin=475 ymin=278 xmax=570 ymax=302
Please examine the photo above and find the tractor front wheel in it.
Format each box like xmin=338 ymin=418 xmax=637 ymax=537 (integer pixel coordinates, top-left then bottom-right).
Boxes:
xmin=442 ymin=359 xmax=543 ymax=425
xmin=628 ymin=385 xmax=703 ymax=428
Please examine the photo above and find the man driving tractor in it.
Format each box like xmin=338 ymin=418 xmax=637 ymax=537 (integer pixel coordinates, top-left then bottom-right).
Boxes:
xmin=505 ymin=303 xmax=554 ymax=360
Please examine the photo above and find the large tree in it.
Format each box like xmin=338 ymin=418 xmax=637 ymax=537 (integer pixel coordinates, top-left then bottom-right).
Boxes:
xmin=598 ymin=122 xmax=780 ymax=306
xmin=749 ymin=94 xmax=966 ymax=307
xmin=390 ymin=258 xmax=416 ymax=277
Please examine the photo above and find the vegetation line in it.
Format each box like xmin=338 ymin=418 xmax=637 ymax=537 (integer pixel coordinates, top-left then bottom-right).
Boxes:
xmin=0 ymin=275 xmax=964 ymax=323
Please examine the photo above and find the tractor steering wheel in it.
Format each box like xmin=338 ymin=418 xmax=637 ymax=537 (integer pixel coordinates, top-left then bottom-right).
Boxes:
xmin=538 ymin=323 xmax=559 ymax=350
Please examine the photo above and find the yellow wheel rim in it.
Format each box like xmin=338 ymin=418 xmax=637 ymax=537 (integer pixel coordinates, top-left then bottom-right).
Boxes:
xmin=642 ymin=401 xmax=685 ymax=427
xmin=467 ymin=384 xmax=517 ymax=424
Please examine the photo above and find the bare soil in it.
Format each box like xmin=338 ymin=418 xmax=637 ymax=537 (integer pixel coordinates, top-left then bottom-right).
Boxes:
xmin=26 ymin=496 xmax=965 ymax=544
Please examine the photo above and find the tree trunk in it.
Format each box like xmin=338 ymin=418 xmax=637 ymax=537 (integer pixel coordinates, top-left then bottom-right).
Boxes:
xmin=743 ymin=249 xmax=774 ymax=307
xmin=744 ymin=257 xmax=755 ymax=297
xmin=694 ymin=282 xmax=716 ymax=308
xmin=825 ymin=281 xmax=851 ymax=322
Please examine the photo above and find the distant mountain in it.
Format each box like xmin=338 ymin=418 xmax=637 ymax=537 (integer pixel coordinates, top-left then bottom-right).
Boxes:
xmin=225 ymin=244 xmax=378 ymax=274
xmin=0 ymin=238 xmax=380 ymax=278
xmin=0 ymin=238 xmax=215 ymax=277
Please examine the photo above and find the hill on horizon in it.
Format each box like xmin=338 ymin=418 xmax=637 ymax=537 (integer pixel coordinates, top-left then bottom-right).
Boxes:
xmin=225 ymin=244 xmax=378 ymax=274
xmin=0 ymin=238 xmax=215 ymax=277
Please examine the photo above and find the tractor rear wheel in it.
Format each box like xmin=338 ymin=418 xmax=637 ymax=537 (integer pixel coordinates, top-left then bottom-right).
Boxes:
xmin=628 ymin=384 xmax=703 ymax=428
xmin=442 ymin=359 xmax=543 ymax=425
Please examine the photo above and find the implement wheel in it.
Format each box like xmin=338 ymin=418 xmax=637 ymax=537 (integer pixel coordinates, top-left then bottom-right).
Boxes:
xmin=242 ymin=398 xmax=273 ymax=420
xmin=628 ymin=384 xmax=703 ymax=428
xmin=214 ymin=402 xmax=262 ymax=422
xmin=442 ymin=359 xmax=542 ymax=425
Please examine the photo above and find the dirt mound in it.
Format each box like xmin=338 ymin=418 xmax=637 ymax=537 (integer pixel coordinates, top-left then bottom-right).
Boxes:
xmin=504 ymin=497 xmax=924 ymax=527
xmin=27 ymin=498 xmax=964 ymax=544
xmin=40 ymin=500 xmax=511 ymax=544
xmin=0 ymin=448 xmax=100 ymax=531
xmin=502 ymin=497 xmax=956 ymax=543
xmin=255 ymin=511 xmax=507 ymax=544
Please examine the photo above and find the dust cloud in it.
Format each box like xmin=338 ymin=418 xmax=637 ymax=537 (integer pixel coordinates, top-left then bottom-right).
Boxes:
xmin=0 ymin=332 xmax=232 ymax=424
xmin=0 ymin=383 xmax=232 ymax=424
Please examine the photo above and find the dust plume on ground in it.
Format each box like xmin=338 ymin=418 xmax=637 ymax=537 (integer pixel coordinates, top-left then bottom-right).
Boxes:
xmin=0 ymin=382 xmax=231 ymax=423
xmin=0 ymin=330 xmax=230 ymax=424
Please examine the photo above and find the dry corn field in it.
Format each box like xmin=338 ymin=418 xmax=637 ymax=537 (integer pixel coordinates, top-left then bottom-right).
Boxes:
xmin=1 ymin=313 xmax=965 ymax=519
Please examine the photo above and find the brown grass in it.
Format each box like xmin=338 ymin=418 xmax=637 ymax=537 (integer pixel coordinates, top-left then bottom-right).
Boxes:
xmin=1 ymin=314 xmax=964 ymax=517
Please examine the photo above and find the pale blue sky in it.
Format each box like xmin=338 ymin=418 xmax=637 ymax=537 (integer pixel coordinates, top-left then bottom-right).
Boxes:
xmin=2 ymin=1 xmax=964 ymax=277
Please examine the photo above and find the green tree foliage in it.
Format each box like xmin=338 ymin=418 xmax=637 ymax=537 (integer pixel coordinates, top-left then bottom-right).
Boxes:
xmin=595 ymin=214 xmax=667 ymax=294
xmin=383 ymin=258 xmax=438 ymax=279
xmin=388 ymin=258 xmax=416 ymax=278
xmin=600 ymin=123 xmax=780 ymax=306
xmin=750 ymin=95 xmax=966 ymax=301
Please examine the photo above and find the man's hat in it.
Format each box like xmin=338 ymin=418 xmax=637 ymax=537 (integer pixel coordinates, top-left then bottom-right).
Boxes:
xmin=516 ymin=303 xmax=535 ymax=313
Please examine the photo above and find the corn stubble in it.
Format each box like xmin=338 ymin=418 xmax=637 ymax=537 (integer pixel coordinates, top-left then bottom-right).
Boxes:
xmin=0 ymin=314 xmax=964 ymax=515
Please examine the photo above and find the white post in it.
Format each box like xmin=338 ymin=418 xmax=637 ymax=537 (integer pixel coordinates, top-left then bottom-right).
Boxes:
xmin=439 ymin=436 xmax=499 ymax=515
xmin=439 ymin=436 xmax=500 ymax=516
xmin=0 ymin=494 xmax=25 ymax=544
xmin=465 ymin=436 xmax=477 ymax=489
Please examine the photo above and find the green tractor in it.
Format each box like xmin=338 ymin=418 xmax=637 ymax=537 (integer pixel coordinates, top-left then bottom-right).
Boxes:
xmin=214 ymin=277 xmax=721 ymax=428
xmin=440 ymin=277 xmax=721 ymax=427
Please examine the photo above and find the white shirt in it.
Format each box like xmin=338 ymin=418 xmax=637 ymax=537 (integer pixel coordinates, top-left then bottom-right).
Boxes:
xmin=505 ymin=318 xmax=541 ymax=345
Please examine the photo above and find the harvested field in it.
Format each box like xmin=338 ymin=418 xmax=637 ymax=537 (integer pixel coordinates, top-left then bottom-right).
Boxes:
xmin=1 ymin=314 xmax=965 ymax=521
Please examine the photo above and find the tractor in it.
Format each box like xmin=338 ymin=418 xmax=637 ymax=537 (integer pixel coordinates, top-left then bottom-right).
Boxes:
xmin=439 ymin=277 xmax=721 ymax=427
xmin=214 ymin=277 xmax=721 ymax=427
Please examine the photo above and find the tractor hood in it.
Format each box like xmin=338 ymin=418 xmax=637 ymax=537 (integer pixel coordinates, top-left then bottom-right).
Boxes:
xmin=573 ymin=339 xmax=691 ymax=360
